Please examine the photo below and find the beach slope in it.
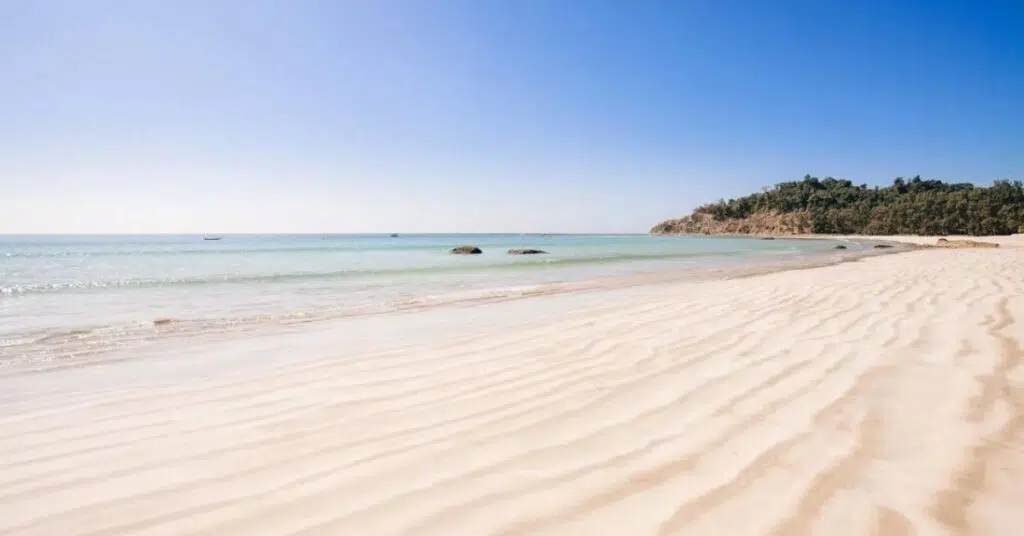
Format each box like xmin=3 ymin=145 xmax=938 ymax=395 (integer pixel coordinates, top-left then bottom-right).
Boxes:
xmin=1 ymin=239 xmax=1022 ymax=536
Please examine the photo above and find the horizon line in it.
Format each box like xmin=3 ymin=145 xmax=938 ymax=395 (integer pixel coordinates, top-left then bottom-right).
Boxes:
xmin=0 ymin=232 xmax=657 ymax=237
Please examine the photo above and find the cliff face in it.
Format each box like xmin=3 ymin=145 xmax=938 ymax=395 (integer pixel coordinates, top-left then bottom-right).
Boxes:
xmin=650 ymin=211 xmax=813 ymax=236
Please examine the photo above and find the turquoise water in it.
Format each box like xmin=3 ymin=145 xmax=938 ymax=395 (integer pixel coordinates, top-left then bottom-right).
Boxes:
xmin=0 ymin=234 xmax=854 ymax=369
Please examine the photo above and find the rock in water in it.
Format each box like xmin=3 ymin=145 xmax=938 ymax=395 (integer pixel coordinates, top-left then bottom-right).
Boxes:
xmin=834 ymin=245 xmax=847 ymax=249
xmin=873 ymin=244 xmax=894 ymax=249
xmin=507 ymin=249 xmax=547 ymax=255
xmin=451 ymin=246 xmax=482 ymax=255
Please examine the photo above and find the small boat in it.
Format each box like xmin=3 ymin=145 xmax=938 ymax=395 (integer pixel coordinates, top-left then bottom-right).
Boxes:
xmin=390 ymin=233 xmax=399 ymax=238
xmin=203 ymin=236 xmax=223 ymax=241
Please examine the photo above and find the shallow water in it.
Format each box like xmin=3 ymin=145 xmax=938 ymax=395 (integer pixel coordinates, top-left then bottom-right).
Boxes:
xmin=0 ymin=234 xmax=854 ymax=370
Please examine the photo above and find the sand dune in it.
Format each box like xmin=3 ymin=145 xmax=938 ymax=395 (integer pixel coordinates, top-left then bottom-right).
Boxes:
xmin=1 ymin=243 xmax=1022 ymax=535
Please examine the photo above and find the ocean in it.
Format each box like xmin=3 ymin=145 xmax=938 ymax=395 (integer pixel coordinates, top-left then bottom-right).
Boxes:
xmin=0 ymin=234 xmax=858 ymax=371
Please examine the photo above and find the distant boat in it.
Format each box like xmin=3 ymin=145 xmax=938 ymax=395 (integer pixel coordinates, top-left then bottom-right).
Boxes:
xmin=203 ymin=236 xmax=223 ymax=241
xmin=390 ymin=233 xmax=399 ymax=238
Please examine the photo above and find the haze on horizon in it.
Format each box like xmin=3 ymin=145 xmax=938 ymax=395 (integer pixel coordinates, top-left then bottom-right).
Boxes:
xmin=1 ymin=0 xmax=1021 ymax=234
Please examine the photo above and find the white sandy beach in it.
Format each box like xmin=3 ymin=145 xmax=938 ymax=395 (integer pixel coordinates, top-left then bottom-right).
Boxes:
xmin=1 ymin=236 xmax=1022 ymax=536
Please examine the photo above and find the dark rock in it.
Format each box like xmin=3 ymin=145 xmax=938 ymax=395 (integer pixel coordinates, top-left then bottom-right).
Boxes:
xmin=760 ymin=237 xmax=775 ymax=240
xmin=451 ymin=246 xmax=482 ymax=255
xmin=873 ymin=244 xmax=894 ymax=249
xmin=508 ymin=249 xmax=547 ymax=255
xmin=834 ymin=245 xmax=847 ymax=250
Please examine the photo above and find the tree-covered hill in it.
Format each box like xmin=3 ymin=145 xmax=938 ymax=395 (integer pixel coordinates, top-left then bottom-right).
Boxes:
xmin=651 ymin=176 xmax=1024 ymax=236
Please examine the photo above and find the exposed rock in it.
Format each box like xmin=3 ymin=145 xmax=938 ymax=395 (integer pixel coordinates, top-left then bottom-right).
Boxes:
xmin=451 ymin=246 xmax=482 ymax=255
xmin=834 ymin=245 xmax=847 ymax=250
xmin=760 ymin=237 xmax=775 ymax=240
xmin=651 ymin=211 xmax=813 ymax=236
xmin=873 ymin=244 xmax=894 ymax=249
xmin=153 ymin=318 xmax=173 ymax=326
xmin=508 ymin=249 xmax=547 ymax=255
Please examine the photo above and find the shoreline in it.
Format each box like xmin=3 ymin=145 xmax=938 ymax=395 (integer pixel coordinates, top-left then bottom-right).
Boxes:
xmin=10 ymin=231 xmax=1002 ymax=378
xmin=1 ymin=238 xmax=900 ymax=375
xmin=655 ymin=231 xmax=1023 ymax=246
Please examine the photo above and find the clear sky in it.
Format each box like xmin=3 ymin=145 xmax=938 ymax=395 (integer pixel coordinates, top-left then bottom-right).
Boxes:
xmin=2 ymin=0 xmax=1022 ymax=233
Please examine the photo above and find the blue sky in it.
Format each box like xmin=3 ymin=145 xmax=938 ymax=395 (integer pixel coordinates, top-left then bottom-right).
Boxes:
xmin=2 ymin=0 xmax=1021 ymax=233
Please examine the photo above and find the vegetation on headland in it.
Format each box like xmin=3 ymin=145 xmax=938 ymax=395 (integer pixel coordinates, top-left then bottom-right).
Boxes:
xmin=651 ymin=176 xmax=1024 ymax=236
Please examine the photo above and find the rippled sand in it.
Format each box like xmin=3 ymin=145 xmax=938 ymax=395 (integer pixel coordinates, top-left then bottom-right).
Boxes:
xmin=1 ymin=237 xmax=1022 ymax=536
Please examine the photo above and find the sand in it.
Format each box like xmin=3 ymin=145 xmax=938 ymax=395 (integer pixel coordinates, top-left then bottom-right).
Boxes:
xmin=807 ymin=234 xmax=1022 ymax=248
xmin=1 ymin=237 xmax=1022 ymax=536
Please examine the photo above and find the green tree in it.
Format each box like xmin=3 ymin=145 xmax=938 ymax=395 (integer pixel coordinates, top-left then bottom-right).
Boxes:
xmin=689 ymin=176 xmax=1024 ymax=236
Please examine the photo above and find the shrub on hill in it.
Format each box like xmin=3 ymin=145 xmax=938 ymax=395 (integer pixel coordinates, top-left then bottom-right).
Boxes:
xmin=687 ymin=176 xmax=1024 ymax=236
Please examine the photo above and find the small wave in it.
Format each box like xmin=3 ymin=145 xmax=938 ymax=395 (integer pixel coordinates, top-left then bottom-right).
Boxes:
xmin=0 ymin=250 xmax=754 ymax=297
xmin=0 ymin=281 xmax=563 ymax=367
xmin=0 ymin=242 xmax=486 ymax=259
